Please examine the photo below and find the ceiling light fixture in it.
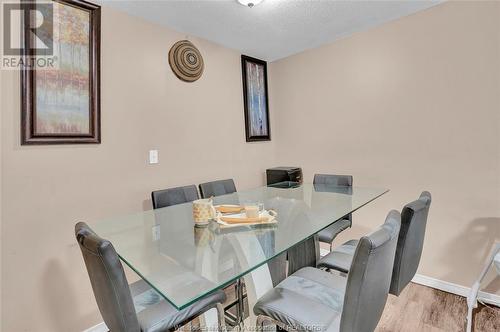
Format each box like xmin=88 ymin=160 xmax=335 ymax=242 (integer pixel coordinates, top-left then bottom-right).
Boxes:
xmin=237 ymin=0 xmax=264 ymax=8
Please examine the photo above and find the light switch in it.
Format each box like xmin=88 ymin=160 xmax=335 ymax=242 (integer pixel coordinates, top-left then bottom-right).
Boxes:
xmin=149 ymin=150 xmax=159 ymax=164
xmin=152 ymin=225 xmax=160 ymax=241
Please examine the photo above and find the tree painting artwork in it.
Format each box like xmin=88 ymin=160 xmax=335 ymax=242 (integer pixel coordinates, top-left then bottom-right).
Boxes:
xmin=36 ymin=3 xmax=90 ymax=134
xmin=241 ymin=55 xmax=270 ymax=142
xmin=21 ymin=0 xmax=100 ymax=145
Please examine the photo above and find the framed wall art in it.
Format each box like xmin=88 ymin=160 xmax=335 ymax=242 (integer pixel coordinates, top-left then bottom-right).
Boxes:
xmin=241 ymin=55 xmax=270 ymax=142
xmin=21 ymin=0 xmax=101 ymax=144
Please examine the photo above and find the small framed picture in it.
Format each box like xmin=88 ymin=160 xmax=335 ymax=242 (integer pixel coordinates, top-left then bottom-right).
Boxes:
xmin=241 ymin=55 xmax=270 ymax=142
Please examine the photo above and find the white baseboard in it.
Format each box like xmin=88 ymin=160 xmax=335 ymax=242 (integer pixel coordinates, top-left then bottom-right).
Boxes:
xmin=83 ymin=322 xmax=107 ymax=332
xmin=412 ymin=273 xmax=500 ymax=307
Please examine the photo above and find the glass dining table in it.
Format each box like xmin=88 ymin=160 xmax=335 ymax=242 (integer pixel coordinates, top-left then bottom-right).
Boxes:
xmin=90 ymin=182 xmax=388 ymax=327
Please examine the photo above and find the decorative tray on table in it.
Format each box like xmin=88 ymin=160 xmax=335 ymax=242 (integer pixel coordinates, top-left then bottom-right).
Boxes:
xmin=214 ymin=205 xmax=278 ymax=228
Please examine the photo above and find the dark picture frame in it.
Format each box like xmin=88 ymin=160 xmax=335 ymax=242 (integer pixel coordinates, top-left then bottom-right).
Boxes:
xmin=241 ymin=55 xmax=271 ymax=142
xmin=21 ymin=0 xmax=101 ymax=145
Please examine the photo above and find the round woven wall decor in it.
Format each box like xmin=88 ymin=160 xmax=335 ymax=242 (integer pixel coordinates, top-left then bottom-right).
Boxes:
xmin=168 ymin=40 xmax=204 ymax=82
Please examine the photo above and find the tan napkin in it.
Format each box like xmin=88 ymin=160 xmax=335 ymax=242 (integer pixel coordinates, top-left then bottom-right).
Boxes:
xmin=215 ymin=205 xmax=244 ymax=214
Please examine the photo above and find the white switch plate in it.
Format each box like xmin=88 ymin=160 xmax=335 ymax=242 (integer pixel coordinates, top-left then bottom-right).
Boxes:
xmin=149 ymin=150 xmax=159 ymax=164
xmin=152 ymin=225 xmax=160 ymax=241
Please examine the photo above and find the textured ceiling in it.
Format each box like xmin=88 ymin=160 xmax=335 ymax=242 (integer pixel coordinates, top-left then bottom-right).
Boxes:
xmin=101 ymin=0 xmax=442 ymax=62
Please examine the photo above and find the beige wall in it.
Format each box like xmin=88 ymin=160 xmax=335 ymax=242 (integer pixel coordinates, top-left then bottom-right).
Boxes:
xmin=270 ymin=0 xmax=500 ymax=291
xmin=0 ymin=6 xmax=275 ymax=332
xmin=1 ymin=1 xmax=499 ymax=331
xmin=0 ymin=24 xmax=3 ymax=332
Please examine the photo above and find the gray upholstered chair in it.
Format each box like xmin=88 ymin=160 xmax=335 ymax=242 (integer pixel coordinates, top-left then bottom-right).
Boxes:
xmin=317 ymin=191 xmax=432 ymax=296
xmin=313 ymin=174 xmax=353 ymax=251
xmin=253 ymin=210 xmax=401 ymax=332
xmin=199 ymin=179 xmax=237 ymax=198
xmin=75 ymin=222 xmax=226 ymax=332
xmin=151 ymin=185 xmax=199 ymax=209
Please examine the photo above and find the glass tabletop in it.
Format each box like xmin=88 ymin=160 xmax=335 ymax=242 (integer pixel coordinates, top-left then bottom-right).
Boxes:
xmin=90 ymin=183 xmax=387 ymax=310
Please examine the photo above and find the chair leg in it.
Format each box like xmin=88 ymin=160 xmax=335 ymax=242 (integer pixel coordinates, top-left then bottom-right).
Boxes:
xmin=195 ymin=305 xmax=226 ymax=332
xmin=256 ymin=314 xmax=299 ymax=332
xmin=256 ymin=315 xmax=274 ymax=332
xmin=256 ymin=314 xmax=266 ymax=330
xmin=216 ymin=303 xmax=227 ymax=332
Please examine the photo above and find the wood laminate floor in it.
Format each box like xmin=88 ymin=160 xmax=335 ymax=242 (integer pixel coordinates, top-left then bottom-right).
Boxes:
xmin=219 ymin=282 xmax=499 ymax=332
xmin=375 ymin=282 xmax=499 ymax=332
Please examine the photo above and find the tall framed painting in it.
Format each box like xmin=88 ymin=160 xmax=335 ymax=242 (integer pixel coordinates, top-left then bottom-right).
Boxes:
xmin=21 ymin=0 xmax=101 ymax=145
xmin=241 ymin=55 xmax=270 ymax=142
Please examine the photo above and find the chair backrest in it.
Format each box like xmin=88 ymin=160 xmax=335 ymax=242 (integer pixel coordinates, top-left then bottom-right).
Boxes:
xmin=313 ymin=174 xmax=352 ymax=187
xmin=151 ymin=185 xmax=199 ymax=209
xmin=340 ymin=210 xmax=401 ymax=332
xmin=390 ymin=191 xmax=432 ymax=295
xmin=199 ymin=179 xmax=237 ymax=198
xmin=313 ymin=174 xmax=353 ymax=222
xmin=75 ymin=222 xmax=140 ymax=332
